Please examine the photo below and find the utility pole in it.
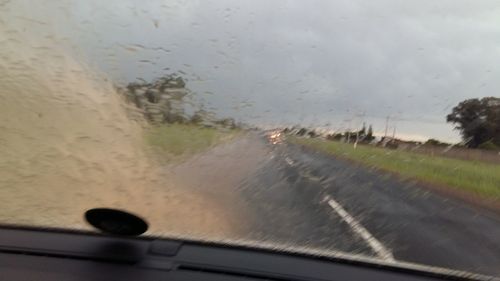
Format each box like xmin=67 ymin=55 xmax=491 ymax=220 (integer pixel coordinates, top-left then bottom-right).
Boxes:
xmin=345 ymin=118 xmax=352 ymax=143
xmin=384 ymin=116 xmax=389 ymax=138
xmin=354 ymin=131 xmax=359 ymax=148
xmin=392 ymin=125 xmax=396 ymax=139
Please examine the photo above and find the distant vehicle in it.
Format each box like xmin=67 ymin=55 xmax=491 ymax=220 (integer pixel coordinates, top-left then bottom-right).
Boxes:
xmin=267 ymin=130 xmax=282 ymax=144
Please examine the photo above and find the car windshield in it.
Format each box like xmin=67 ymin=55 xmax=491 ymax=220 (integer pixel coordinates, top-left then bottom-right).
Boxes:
xmin=1 ymin=0 xmax=500 ymax=277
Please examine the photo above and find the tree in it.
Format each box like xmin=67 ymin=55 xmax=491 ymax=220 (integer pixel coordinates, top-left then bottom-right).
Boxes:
xmin=216 ymin=118 xmax=236 ymax=129
xmin=366 ymin=125 xmax=375 ymax=142
xmin=190 ymin=109 xmax=206 ymax=124
xmin=358 ymin=123 xmax=367 ymax=137
xmin=297 ymin=128 xmax=307 ymax=136
xmin=478 ymin=140 xmax=499 ymax=151
xmin=307 ymin=130 xmax=317 ymax=138
xmin=123 ymin=74 xmax=190 ymax=124
xmin=327 ymin=133 xmax=343 ymax=141
xmin=425 ymin=138 xmax=450 ymax=147
xmin=446 ymin=97 xmax=500 ymax=148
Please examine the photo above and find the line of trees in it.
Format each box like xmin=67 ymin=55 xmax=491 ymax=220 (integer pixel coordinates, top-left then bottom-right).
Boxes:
xmin=285 ymin=123 xmax=375 ymax=144
xmin=122 ymin=77 xmax=498 ymax=151
xmin=326 ymin=123 xmax=375 ymax=143
xmin=288 ymin=97 xmax=499 ymax=151
xmin=120 ymin=74 xmax=239 ymax=129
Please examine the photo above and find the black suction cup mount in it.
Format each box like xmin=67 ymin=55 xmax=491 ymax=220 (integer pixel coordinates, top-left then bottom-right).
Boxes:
xmin=85 ymin=208 xmax=148 ymax=236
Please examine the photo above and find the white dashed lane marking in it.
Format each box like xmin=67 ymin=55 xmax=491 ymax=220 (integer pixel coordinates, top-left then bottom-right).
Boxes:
xmin=284 ymin=157 xmax=295 ymax=166
xmin=283 ymin=153 xmax=394 ymax=261
xmin=325 ymin=195 xmax=395 ymax=261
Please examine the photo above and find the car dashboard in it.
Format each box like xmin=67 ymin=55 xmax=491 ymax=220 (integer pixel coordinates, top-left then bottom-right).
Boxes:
xmin=0 ymin=226 xmax=491 ymax=281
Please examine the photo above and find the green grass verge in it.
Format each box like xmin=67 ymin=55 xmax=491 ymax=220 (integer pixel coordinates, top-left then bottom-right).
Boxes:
xmin=146 ymin=124 xmax=240 ymax=162
xmin=290 ymin=137 xmax=500 ymax=199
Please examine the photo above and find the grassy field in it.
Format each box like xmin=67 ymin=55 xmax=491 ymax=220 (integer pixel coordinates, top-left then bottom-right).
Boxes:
xmin=145 ymin=124 xmax=240 ymax=162
xmin=290 ymin=137 xmax=500 ymax=199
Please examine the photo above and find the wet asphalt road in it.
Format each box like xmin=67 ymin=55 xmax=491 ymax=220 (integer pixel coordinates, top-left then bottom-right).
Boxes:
xmin=238 ymin=134 xmax=500 ymax=276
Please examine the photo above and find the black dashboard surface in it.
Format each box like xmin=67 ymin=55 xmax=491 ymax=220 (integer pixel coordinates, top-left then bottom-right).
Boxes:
xmin=0 ymin=226 xmax=491 ymax=281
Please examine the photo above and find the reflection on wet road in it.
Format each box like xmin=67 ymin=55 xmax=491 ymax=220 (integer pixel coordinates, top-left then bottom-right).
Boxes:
xmin=188 ymin=133 xmax=500 ymax=276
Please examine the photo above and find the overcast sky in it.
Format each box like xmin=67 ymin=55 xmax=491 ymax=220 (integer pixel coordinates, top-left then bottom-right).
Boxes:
xmin=7 ymin=0 xmax=500 ymax=142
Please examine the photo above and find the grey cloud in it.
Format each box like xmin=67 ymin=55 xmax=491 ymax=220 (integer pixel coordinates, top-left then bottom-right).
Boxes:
xmin=9 ymin=0 xmax=500 ymax=142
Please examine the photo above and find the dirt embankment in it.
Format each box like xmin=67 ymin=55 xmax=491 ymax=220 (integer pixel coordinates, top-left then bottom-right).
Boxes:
xmin=0 ymin=10 xmax=271 ymax=240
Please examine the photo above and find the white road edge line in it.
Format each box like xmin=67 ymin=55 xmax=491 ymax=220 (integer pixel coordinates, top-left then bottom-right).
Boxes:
xmin=325 ymin=196 xmax=395 ymax=262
